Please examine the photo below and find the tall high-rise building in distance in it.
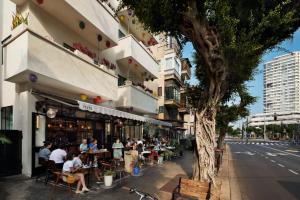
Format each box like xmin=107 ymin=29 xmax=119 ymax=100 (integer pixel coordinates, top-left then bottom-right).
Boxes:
xmin=264 ymin=52 xmax=300 ymax=113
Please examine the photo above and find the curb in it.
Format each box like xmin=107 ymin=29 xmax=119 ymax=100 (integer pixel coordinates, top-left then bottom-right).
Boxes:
xmin=216 ymin=144 xmax=242 ymax=200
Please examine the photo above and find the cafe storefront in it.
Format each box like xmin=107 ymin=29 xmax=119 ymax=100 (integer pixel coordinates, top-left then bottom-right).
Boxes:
xmin=31 ymin=94 xmax=146 ymax=175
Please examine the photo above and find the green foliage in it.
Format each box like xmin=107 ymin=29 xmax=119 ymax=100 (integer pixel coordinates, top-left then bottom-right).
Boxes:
xmin=11 ymin=11 xmax=29 ymax=30
xmin=216 ymin=84 xmax=256 ymax=130
xmin=0 ymin=133 xmax=11 ymax=144
xmin=227 ymin=127 xmax=241 ymax=136
xmin=103 ymin=169 xmax=114 ymax=176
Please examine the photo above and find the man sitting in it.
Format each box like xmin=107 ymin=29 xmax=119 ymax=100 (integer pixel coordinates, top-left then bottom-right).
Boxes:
xmin=49 ymin=145 xmax=67 ymax=169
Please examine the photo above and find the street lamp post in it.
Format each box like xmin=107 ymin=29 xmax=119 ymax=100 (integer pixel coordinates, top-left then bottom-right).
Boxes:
xmin=263 ymin=114 xmax=266 ymax=141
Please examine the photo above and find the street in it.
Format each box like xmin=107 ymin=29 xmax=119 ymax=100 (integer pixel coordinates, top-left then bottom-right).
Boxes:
xmin=228 ymin=140 xmax=300 ymax=200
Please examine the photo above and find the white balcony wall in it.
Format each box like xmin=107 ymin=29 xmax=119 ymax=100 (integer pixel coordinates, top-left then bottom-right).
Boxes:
xmin=117 ymin=84 xmax=158 ymax=114
xmin=65 ymin=0 xmax=119 ymax=44
xmin=102 ymin=35 xmax=159 ymax=79
xmin=4 ymin=29 xmax=118 ymax=100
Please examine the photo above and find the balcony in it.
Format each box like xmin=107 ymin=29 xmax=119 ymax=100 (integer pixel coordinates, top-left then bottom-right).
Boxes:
xmin=101 ymin=34 xmax=159 ymax=79
xmin=12 ymin=0 xmax=119 ymax=47
xmin=164 ymin=68 xmax=182 ymax=84
xmin=3 ymin=27 xmax=118 ymax=101
xmin=116 ymin=82 xmax=158 ymax=114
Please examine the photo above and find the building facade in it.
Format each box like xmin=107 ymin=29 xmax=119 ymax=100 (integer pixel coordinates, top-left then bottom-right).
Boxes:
xmin=249 ymin=52 xmax=300 ymax=127
xmin=146 ymin=34 xmax=193 ymax=138
xmin=264 ymin=52 xmax=300 ymax=113
xmin=0 ymin=0 xmax=173 ymax=177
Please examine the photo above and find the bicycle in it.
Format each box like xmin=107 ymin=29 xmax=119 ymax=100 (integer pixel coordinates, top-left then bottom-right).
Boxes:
xmin=122 ymin=186 xmax=158 ymax=200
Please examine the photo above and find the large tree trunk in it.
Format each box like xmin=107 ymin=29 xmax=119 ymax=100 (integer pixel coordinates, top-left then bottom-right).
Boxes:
xmin=193 ymin=104 xmax=218 ymax=183
xmin=217 ymin=126 xmax=227 ymax=149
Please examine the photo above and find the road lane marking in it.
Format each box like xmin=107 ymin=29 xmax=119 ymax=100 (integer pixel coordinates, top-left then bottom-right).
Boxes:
xmin=278 ymin=164 xmax=285 ymax=167
xmin=270 ymin=160 xmax=276 ymax=163
xmin=265 ymin=157 xmax=269 ymax=159
xmin=259 ymin=146 xmax=300 ymax=158
xmin=288 ymin=169 xmax=298 ymax=175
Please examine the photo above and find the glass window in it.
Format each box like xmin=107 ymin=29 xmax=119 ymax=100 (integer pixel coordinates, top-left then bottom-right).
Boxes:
xmin=159 ymin=106 xmax=164 ymax=113
xmin=1 ymin=106 xmax=13 ymax=130
xmin=165 ymin=57 xmax=173 ymax=70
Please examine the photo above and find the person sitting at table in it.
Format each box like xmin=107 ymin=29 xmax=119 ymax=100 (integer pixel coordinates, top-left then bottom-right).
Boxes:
xmin=38 ymin=141 xmax=52 ymax=162
xmin=49 ymin=145 xmax=67 ymax=169
xmin=79 ymin=138 xmax=89 ymax=153
xmin=89 ymin=138 xmax=98 ymax=152
xmin=112 ymin=138 xmax=124 ymax=160
xmin=62 ymin=152 xmax=89 ymax=194
xmin=73 ymin=152 xmax=82 ymax=168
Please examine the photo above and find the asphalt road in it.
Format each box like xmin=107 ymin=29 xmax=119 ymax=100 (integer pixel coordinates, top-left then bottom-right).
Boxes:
xmin=227 ymin=140 xmax=300 ymax=200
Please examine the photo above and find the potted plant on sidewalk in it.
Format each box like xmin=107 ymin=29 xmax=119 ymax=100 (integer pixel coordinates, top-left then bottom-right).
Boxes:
xmin=103 ymin=170 xmax=114 ymax=187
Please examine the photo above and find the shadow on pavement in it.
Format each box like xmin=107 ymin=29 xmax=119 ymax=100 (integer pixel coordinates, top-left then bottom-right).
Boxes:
xmin=278 ymin=180 xmax=300 ymax=200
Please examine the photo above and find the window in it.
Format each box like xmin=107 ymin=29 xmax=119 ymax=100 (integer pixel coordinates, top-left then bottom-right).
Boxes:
xmin=158 ymin=87 xmax=162 ymax=97
xmin=1 ymin=106 xmax=13 ymax=130
xmin=118 ymin=30 xmax=126 ymax=39
xmin=118 ymin=75 xmax=127 ymax=86
xmin=159 ymin=106 xmax=164 ymax=113
xmin=165 ymin=57 xmax=173 ymax=70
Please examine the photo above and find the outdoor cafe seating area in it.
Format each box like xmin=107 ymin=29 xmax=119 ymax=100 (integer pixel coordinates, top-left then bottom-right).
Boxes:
xmin=35 ymin=137 xmax=181 ymax=194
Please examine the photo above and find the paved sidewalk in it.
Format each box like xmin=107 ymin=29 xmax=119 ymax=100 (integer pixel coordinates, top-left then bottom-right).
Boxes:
xmin=0 ymin=151 xmax=193 ymax=200
xmin=217 ymin=145 xmax=242 ymax=200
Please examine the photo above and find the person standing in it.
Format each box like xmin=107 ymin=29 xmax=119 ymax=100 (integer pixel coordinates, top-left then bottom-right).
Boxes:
xmin=112 ymin=138 xmax=124 ymax=159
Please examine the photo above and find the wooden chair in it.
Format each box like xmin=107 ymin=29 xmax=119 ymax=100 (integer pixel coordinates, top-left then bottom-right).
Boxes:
xmin=45 ymin=160 xmax=60 ymax=185
xmin=172 ymin=178 xmax=210 ymax=200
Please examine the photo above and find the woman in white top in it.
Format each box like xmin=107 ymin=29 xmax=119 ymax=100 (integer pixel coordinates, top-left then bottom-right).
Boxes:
xmin=62 ymin=153 xmax=89 ymax=194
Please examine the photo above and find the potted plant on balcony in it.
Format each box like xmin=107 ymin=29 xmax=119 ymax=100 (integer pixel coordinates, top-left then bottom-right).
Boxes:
xmin=103 ymin=169 xmax=114 ymax=187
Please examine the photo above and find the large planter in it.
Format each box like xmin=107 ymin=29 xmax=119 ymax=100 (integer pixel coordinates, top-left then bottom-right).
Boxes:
xmin=104 ymin=175 xmax=113 ymax=187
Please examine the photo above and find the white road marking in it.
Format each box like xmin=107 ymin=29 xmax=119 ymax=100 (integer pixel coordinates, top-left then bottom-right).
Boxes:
xmin=270 ymin=143 xmax=274 ymax=145
xmin=266 ymin=152 xmax=277 ymax=157
xmin=288 ymin=169 xmax=298 ymax=175
xmin=285 ymin=149 xmax=299 ymax=153
xmin=265 ymin=157 xmax=269 ymax=159
xmin=278 ymin=164 xmax=285 ymax=167
xmin=270 ymin=160 xmax=276 ymax=163
xmin=259 ymin=146 xmax=300 ymax=158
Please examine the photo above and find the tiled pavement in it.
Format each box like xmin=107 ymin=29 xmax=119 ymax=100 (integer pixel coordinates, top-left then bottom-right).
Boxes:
xmin=0 ymin=151 xmax=193 ymax=200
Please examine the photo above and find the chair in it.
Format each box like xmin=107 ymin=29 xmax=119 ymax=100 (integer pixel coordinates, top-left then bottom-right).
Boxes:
xmin=35 ymin=157 xmax=48 ymax=183
xmin=46 ymin=160 xmax=61 ymax=185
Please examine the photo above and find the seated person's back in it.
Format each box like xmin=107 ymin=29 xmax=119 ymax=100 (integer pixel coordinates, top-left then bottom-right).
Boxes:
xmin=49 ymin=147 xmax=67 ymax=169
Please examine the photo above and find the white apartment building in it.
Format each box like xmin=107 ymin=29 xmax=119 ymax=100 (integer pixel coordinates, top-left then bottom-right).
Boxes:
xmin=249 ymin=52 xmax=300 ymax=127
xmin=0 ymin=0 xmax=172 ymax=177
xmin=264 ymin=52 xmax=300 ymax=113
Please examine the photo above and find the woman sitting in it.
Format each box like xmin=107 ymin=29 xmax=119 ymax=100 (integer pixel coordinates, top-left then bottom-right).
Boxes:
xmin=62 ymin=152 xmax=89 ymax=194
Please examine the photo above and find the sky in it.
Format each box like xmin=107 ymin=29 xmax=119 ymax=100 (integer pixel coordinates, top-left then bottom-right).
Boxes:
xmin=182 ymin=28 xmax=300 ymax=117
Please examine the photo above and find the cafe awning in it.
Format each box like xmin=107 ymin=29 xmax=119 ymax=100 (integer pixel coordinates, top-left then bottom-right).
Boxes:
xmin=32 ymin=90 xmax=171 ymax=126
xmin=78 ymin=100 xmax=145 ymax=122
xmin=144 ymin=117 xmax=173 ymax=127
